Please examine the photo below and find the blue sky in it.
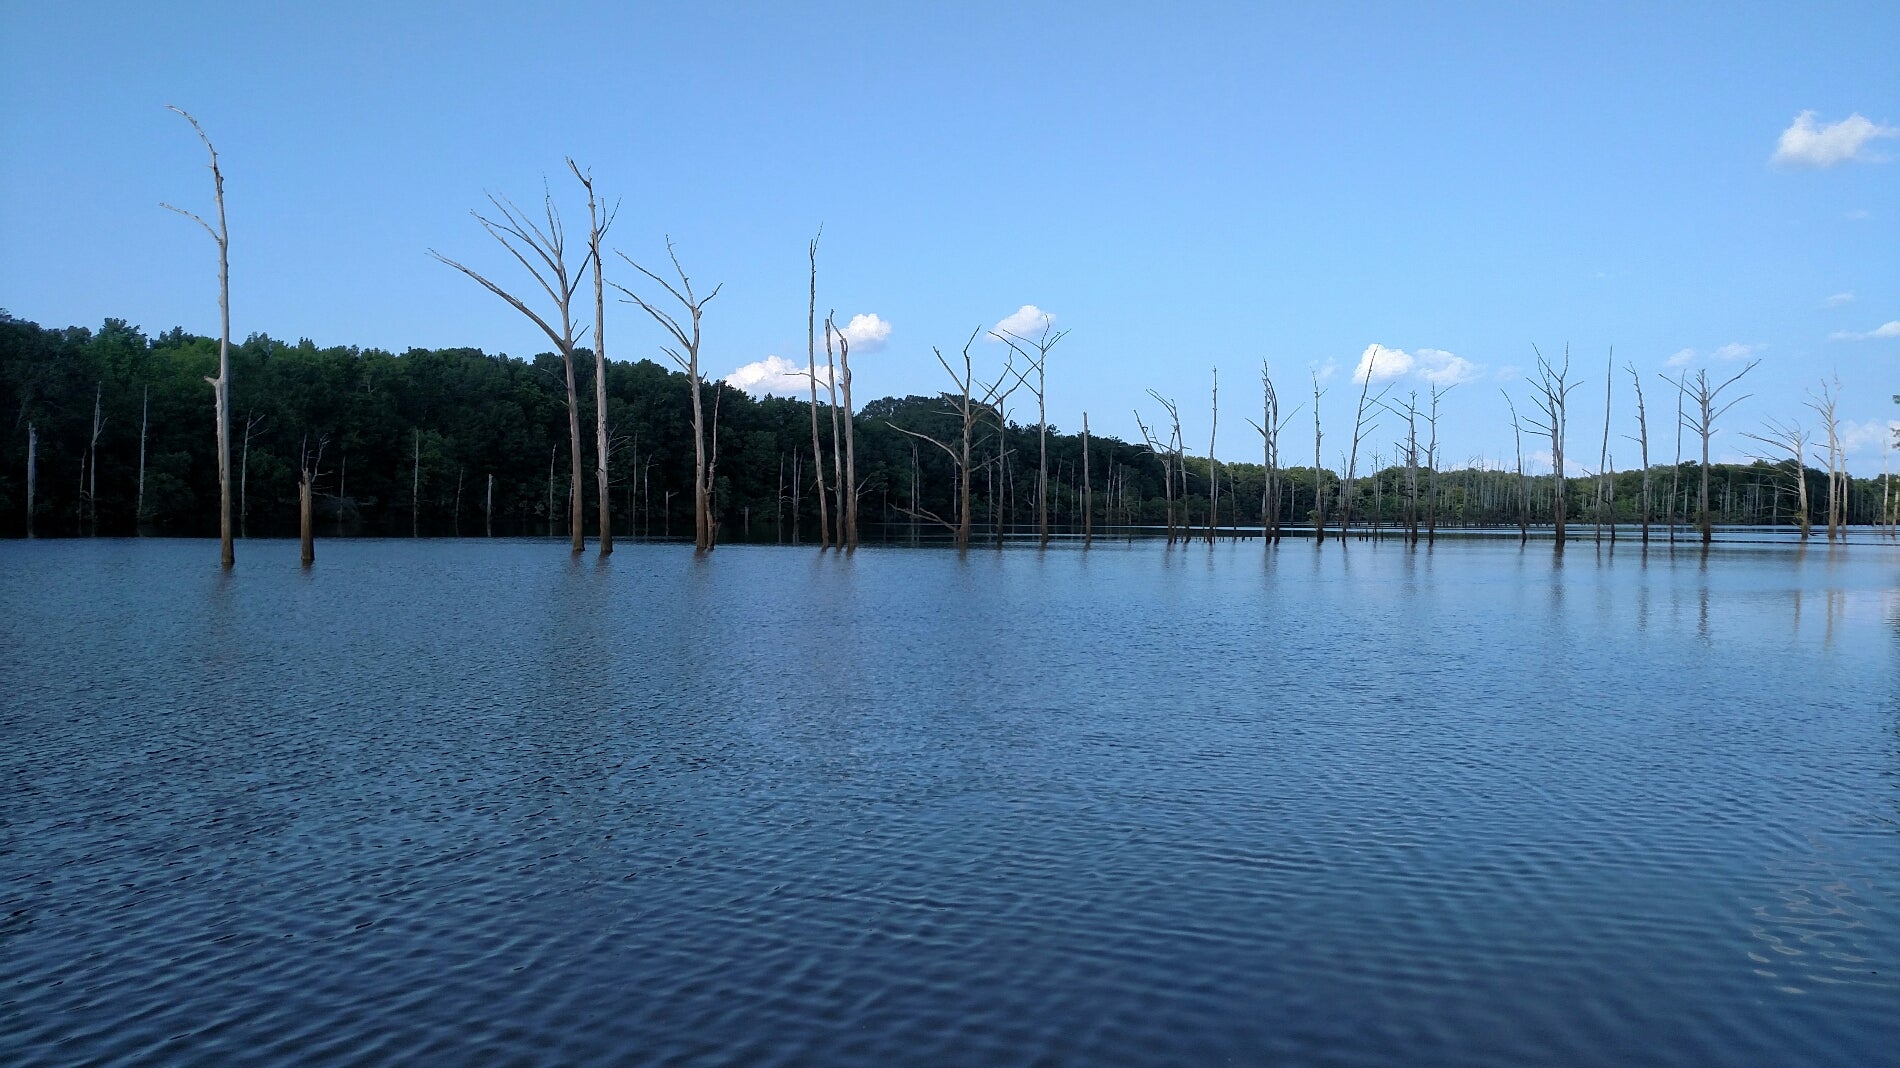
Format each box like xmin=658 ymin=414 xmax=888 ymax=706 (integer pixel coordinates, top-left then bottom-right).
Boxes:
xmin=4 ymin=1 xmax=1896 ymax=473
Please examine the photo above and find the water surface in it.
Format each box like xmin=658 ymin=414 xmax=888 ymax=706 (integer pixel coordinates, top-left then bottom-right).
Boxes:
xmin=3 ymin=538 xmax=1896 ymax=1065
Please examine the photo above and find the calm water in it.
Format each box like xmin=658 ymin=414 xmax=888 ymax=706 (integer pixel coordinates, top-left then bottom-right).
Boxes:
xmin=3 ymin=538 xmax=1896 ymax=1066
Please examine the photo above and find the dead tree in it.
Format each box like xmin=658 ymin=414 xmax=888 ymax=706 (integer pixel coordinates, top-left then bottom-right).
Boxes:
xmin=1679 ymin=360 xmax=1758 ymax=543
xmin=136 ymin=386 xmax=148 ymax=532
xmin=1743 ymin=418 xmax=1812 ymax=538
xmin=412 ymin=429 xmax=422 ymax=537
xmin=888 ymin=328 xmax=991 ymax=550
xmin=84 ymin=384 xmax=105 ymax=534
xmin=1340 ymin=368 xmax=1390 ymax=540
xmin=1524 ymin=347 xmax=1581 ymax=548
xmin=1624 ymin=364 xmax=1651 ymax=542
xmin=299 ymin=434 xmax=325 ymax=566
xmin=1426 ymin=386 xmax=1448 ymax=543
xmin=1504 ymin=392 xmax=1530 ymax=541
xmin=1807 ymin=378 xmax=1844 ymax=540
xmin=239 ymin=410 xmax=263 ymax=537
xmin=1312 ymin=374 xmax=1327 ymax=543
xmin=994 ymin=318 xmax=1068 ymax=547
xmin=617 ymin=240 xmax=722 ymax=551
xmin=1138 ymin=391 xmax=1186 ymax=544
xmin=824 ymin=310 xmax=845 ymax=550
xmin=1248 ymin=362 xmax=1298 ymax=545
xmin=1206 ymin=369 xmax=1220 ymax=545
xmin=828 ymin=313 xmax=860 ymax=550
xmin=806 ymin=229 xmax=830 ymax=548
xmin=1081 ymin=412 xmax=1093 ymax=546
xmin=431 ymin=182 xmax=588 ymax=554
xmin=1666 ymin=370 xmax=1687 ymax=542
xmin=26 ymin=423 xmax=36 ymax=537
xmin=1596 ymin=348 xmax=1613 ymax=542
xmin=162 ymin=105 xmax=233 ymax=567
xmin=568 ymin=160 xmax=619 ymax=555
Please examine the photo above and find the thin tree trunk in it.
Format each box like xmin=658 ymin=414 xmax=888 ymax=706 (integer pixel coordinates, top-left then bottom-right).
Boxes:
xmin=26 ymin=423 xmax=36 ymax=538
xmin=487 ymin=473 xmax=494 ymax=537
xmin=300 ymin=475 xmax=314 ymax=565
xmin=1313 ymin=375 xmax=1326 ymax=543
xmin=807 ymin=231 xmax=830 ymax=548
xmin=835 ymin=318 xmax=859 ymax=551
xmin=163 ymin=106 xmax=232 ymax=567
xmin=137 ymin=386 xmax=148 ymax=532
xmin=1207 ymin=369 xmax=1219 ymax=546
xmin=413 ymin=428 xmax=421 ymax=538
xmin=1082 ymin=412 xmax=1092 ymax=547
xmin=570 ymin=161 xmax=616 ymax=556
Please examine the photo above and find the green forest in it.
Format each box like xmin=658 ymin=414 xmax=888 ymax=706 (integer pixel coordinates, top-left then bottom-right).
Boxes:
xmin=1 ymin=311 xmax=1892 ymax=544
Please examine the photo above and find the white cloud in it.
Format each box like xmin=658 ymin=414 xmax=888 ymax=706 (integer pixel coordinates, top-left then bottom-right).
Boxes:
xmin=1415 ymin=348 xmax=1482 ymax=385
xmin=1771 ymin=110 xmax=1898 ymax=167
xmin=836 ymin=312 xmax=891 ymax=352
xmin=1829 ymin=320 xmax=1900 ymax=341
xmin=991 ymin=304 xmax=1054 ymax=340
xmin=725 ymin=354 xmax=828 ymax=395
xmin=1350 ymin=343 xmax=1482 ymax=386
xmin=1352 ymin=343 xmax=1414 ymax=383
xmin=1840 ymin=419 xmax=1898 ymax=455
xmin=1312 ymin=360 xmax=1339 ymax=383
xmin=1712 ymin=342 xmax=1763 ymax=361
xmin=1494 ymin=365 xmax=1521 ymax=383
xmin=1665 ymin=348 xmax=1696 ymax=368
xmin=1824 ymin=291 xmax=1855 ymax=307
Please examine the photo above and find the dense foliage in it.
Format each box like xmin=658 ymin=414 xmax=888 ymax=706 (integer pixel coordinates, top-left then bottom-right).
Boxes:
xmin=1 ymin=312 xmax=1889 ymax=540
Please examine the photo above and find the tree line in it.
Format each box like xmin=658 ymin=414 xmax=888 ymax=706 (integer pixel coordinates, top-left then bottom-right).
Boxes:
xmin=6 ymin=310 xmax=1896 ymax=546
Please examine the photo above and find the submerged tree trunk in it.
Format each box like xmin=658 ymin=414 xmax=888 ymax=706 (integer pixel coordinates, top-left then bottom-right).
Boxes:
xmin=136 ymin=386 xmax=148 ymax=532
xmin=1082 ymin=412 xmax=1092 ymax=546
xmin=617 ymin=240 xmax=723 ymax=552
xmin=569 ymin=161 xmax=617 ymax=556
xmin=806 ymin=230 xmax=830 ymax=549
xmin=26 ymin=423 xmax=36 ymax=537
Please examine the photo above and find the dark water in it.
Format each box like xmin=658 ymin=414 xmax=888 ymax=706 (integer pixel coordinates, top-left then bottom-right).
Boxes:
xmin=3 ymin=538 xmax=1896 ymax=1066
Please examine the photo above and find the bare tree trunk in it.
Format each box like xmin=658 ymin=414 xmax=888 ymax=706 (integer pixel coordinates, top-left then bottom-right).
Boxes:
xmin=85 ymin=383 xmax=105 ymax=535
xmin=1082 ymin=412 xmax=1092 ymax=546
xmin=412 ymin=429 xmax=422 ymax=538
xmin=617 ymin=241 xmax=722 ymax=552
xmin=239 ymin=411 xmax=263 ymax=538
xmin=1312 ymin=374 xmax=1327 ymax=543
xmin=1810 ymin=379 xmax=1844 ymax=541
xmin=1426 ymin=386 xmax=1445 ymax=544
xmin=806 ymin=230 xmax=830 ymax=548
xmin=26 ymin=423 xmax=36 ymax=538
xmin=431 ymin=182 xmax=588 ymax=554
xmin=163 ymin=106 xmax=233 ymax=568
xmin=486 ymin=473 xmax=494 ymax=537
xmin=832 ymin=315 xmax=859 ymax=551
xmin=1679 ymin=361 xmax=1758 ymax=543
xmin=887 ymin=328 xmax=992 ymax=551
xmin=1206 ymin=369 xmax=1219 ymax=546
xmin=1627 ymin=365 xmax=1650 ymax=543
xmin=1525 ymin=347 xmax=1580 ymax=548
xmin=1340 ymin=367 xmax=1387 ymax=540
xmin=569 ymin=161 xmax=617 ymax=556
xmin=137 ymin=386 xmax=148 ymax=532
xmin=1505 ymin=393 xmax=1529 ymax=542
xmin=826 ymin=314 xmax=845 ymax=550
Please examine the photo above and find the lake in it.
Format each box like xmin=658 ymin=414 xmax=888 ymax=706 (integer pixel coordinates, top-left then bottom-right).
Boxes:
xmin=3 ymin=537 xmax=1896 ymax=1066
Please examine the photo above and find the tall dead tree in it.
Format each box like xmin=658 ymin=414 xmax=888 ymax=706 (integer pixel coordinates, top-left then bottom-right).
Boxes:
xmin=1138 ymin=392 xmax=1185 ymax=544
xmin=26 ymin=423 xmax=36 ymax=537
xmin=1248 ymin=362 xmax=1296 ymax=545
xmin=1081 ymin=412 xmax=1092 ymax=545
xmin=1312 ymin=374 xmax=1326 ymax=543
xmin=84 ymin=384 xmax=105 ymax=534
xmin=994 ymin=318 xmax=1067 ymax=548
xmin=1679 ymin=360 xmax=1758 ymax=543
xmin=1624 ymin=364 xmax=1651 ymax=542
xmin=888 ymin=328 xmax=990 ymax=550
xmin=1425 ymin=385 xmax=1448 ymax=543
xmin=806 ymin=229 xmax=830 ymax=548
xmin=431 ymin=182 xmax=588 ymax=554
xmin=239 ymin=411 xmax=263 ymax=537
xmin=1743 ymin=418 xmax=1812 ymax=538
xmin=1340 ymin=367 xmax=1390 ymax=540
xmin=824 ymin=310 xmax=846 ymax=549
xmin=136 ymin=386 xmax=148 ymax=532
xmin=1807 ymin=378 xmax=1844 ymax=540
xmin=1504 ymin=392 xmax=1530 ymax=542
xmin=1596 ymin=348 xmax=1614 ymax=542
xmin=828 ymin=313 xmax=860 ymax=550
xmin=1206 ymin=369 xmax=1220 ymax=545
xmin=1524 ymin=347 xmax=1581 ymax=548
xmin=568 ymin=160 xmax=619 ymax=555
xmin=162 ymin=105 xmax=233 ymax=567
xmin=617 ymin=240 xmax=722 ymax=551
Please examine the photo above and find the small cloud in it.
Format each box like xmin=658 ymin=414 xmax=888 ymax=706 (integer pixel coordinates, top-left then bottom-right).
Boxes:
xmin=1352 ymin=343 xmax=1414 ymax=383
xmin=725 ymin=354 xmax=826 ymax=395
xmin=1712 ymin=342 xmax=1763 ymax=361
xmin=1771 ymin=110 xmax=1898 ymax=168
xmin=1665 ymin=348 xmax=1696 ymax=368
xmin=1846 ymin=208 xmax=1872 ymax=220
xmin=991 ymin=304 xmax=1053 ymax=340
xmin=836 ymin=312 xmax=891 ymax=352
xmin=1829 ymin=320 xmax=1900 ymax=341
xmin=1494 ymin=365 xmax=1521 ymax=383
xmin=1824 ymin=291 xmax=1855 ymax=307
xmin=1840 ymin=419 xmax=1898 ymax=454
xmin=1415 ymin=348 xmax=1483 ymax=386
xmin=1311 ymin=360 xmax=1339 ymax=383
